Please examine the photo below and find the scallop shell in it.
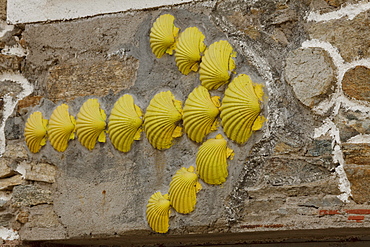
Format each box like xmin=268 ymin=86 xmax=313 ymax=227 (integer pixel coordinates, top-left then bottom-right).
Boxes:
xmin=169 ymin=166 xmax=202 ymax=214
xmin=144 ymin=91 xmax=183 ymax=150
xmin=175 ymin=27 xmax=206 ymax=75
xmin=150 ymin=14 xmax=179 ymax=58
xmin=76 ymin=98 xmax=107 ymax=150
xmin=220 ymin=74 xmax=265 ymax=144
xmin=183 ymin=86 xmax=220 ymax=143
xmin=196 ymin=134 xmax=234 ymax=185
xmin=24 ymin=112 xmax=48 ymax=153
xmin=108 ymin=94 xmax=143 ymax=153
xmin=146 ymin=191 xmax=171 ymax=234
xmin=199 ymin=40 xmax=236 ymax=90
xmin=48 ymin=104 xmax=76 ymax=152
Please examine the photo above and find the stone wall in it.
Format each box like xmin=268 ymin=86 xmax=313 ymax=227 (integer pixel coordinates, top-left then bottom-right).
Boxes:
xmin=1 ymin=0 xmax=370 ymax=245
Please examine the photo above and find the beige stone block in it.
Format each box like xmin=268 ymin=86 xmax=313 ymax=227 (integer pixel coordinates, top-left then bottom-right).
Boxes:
xmin=17 ymin=161 xmax=56 ymax=184
xmin=3 ymin=141 xmax=28 ymax=159
xmin=0 ymin=158 xmax=15 ymax=178
xmin=285 ymin=47 xmax=336 ymax=107
xmin=0 ymin=175 xmax=23 ymax=190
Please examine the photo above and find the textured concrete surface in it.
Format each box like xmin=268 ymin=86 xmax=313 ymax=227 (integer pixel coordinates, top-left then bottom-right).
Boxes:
xmin=1 ymin=0 xmax=370 ymax=245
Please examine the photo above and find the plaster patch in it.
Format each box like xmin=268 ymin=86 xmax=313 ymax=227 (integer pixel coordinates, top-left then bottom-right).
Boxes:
xmin=0 ymin=226 xmax=19 ymax=240
xmin=107 ymin=48 xmax=126 ymax=59
xmin=7 ymin=0 xmax=195 ymax=24
xmin=313 ymin=118 xmax=351 ymax=202
xmin=307 ymin=2 xmax=370 ymax=22
xmin=1 ymin=44 xmax=28 ymax=57
xmin=347 ymin=134 xmax=370 ymax=144
xmin=303 ymin=40 xmax=370 ymax=114
xmin=231 ymin=39 xmax=273 ymax=85
xmin=0 ymin=73 xmax=33 ymax=157
xmin=15 ymin=161 xmax=27 ymax=179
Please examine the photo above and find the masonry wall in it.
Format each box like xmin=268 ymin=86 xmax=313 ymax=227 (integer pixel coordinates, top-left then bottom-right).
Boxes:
xmin=1 ymin=0 xmax=370 ymax=245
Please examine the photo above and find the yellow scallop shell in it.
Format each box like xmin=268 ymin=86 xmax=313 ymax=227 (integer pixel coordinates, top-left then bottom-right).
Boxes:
xmin=146 ymin=191 xmax=171 ymax=234
xmin=175 ymin=27 xmax=206 ymax=75
xmin=169 ymin=166 xmax=202 ymax=214
xmin=76 ymin=98 xmax=107 ymax=150
xmin=199 ymin=40 xmax=236 ymax=90
xmin=183 ymin=86 xmax=220 ymax=143
xmin=150 ymin=14 xmax=179 ymax=58
xmin=144 ymin=91 xmax=183 ymax=150
xmin=196 ymin=134 xmax=234 ymax=185
xmin=24 ymin=112 xmax=48 ymax=153
xmin=220 ymin=74 xmax=265 ymax=144
xmin=108 ymin=94 xmax=143 ymax=153
xmin=48 ymin=104 xmax=76 ymax=152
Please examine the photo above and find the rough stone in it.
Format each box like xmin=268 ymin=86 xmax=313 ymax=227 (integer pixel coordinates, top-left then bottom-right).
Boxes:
xmin=323 ymin=0 xmax=364 ymax=8
xmin=11 ymin=185 xmax=52 ymax=207
xmin=285 ymin=47 xmax=336 ymax=107
xmin=342 ymin=143 xmax=370 ymax=166
xmin=0 ymin=0 xmax=6 ymax=21
xmin=0 ymin=55 xmax=23 ymax=72
xmin=274 ymin=142 xmax=301 ymax=155
xmin=0 ymin=79 xmax=23 ymax=97
xmin=264 ymin=157 xmax=333 ymax=186
xmin=4 ymin=116 xmax=23 ymax=140
xmin=342 ymin=66 xmax=370 ymax=102
xmin=0 ymin=175 xmax=23 ymax=190
xmin=16 ymin=211 xmax=29 ymax=224
xmin=0 ymin=213 xmax=13 ymax=227
xmin=0 ymin=158 xmax=16 ymax=178
xmin=17 ymin=95 xmax=43 ymax=114
xmin=308 ymin=10 xmax=370 ymax=62
xmin=344 ymin=165 xmax=370 ymax=204
xmin=306 ymin=139 xmax=332 ymax=157
xmin=0 ymin=191 xmax=12 ymax=207
xmin=335 ymin=108 xmax=370 ymax=142
xmin=2 ymin=141 xmax=28 ymax=159
xmin=17 ymin=161 xmax=56 ymax=184
xmin=46 ymin=56 xmax=139 ymax=102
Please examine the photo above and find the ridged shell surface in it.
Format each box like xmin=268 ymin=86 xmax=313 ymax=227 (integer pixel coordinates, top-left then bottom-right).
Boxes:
xmin=144 ymin=91 xmax=183 ymax=150
xmin=76 ymin=98 xmax=107 ymax=150
xmin=108 ymin=94 xmax=143 ymax=152
xmin=48 ymin=104 xmax=76 ymax=152
xmin=196 ymin=134 xmax=234 ymax=185
xmin=150 ymin=14 xmax=179 ymax=58
xmin=24 ymin=112 xmax=48 ymax=153
xmin=175 ymin=27 xmax=206 ymax=75
xmin=199 ymin=40 xmax=236 ymax=90
xmin=169 ymin=166 xmax=202 ymax=214
xmin=146 ymin=191 xmax=171 ymax=233
xmin=183 ymin=86 xmax=220 ymax=143
xmin=220 ymin=74 xmax=265 ymax=144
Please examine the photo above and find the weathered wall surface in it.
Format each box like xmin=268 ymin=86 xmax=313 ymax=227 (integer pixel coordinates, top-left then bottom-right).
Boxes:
xmin=1 ymin=0 xmax=370 ymax=245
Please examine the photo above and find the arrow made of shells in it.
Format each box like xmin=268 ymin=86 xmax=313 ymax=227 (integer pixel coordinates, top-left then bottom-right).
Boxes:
xmin=23 ymin=14 xmax=266 ymax=234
